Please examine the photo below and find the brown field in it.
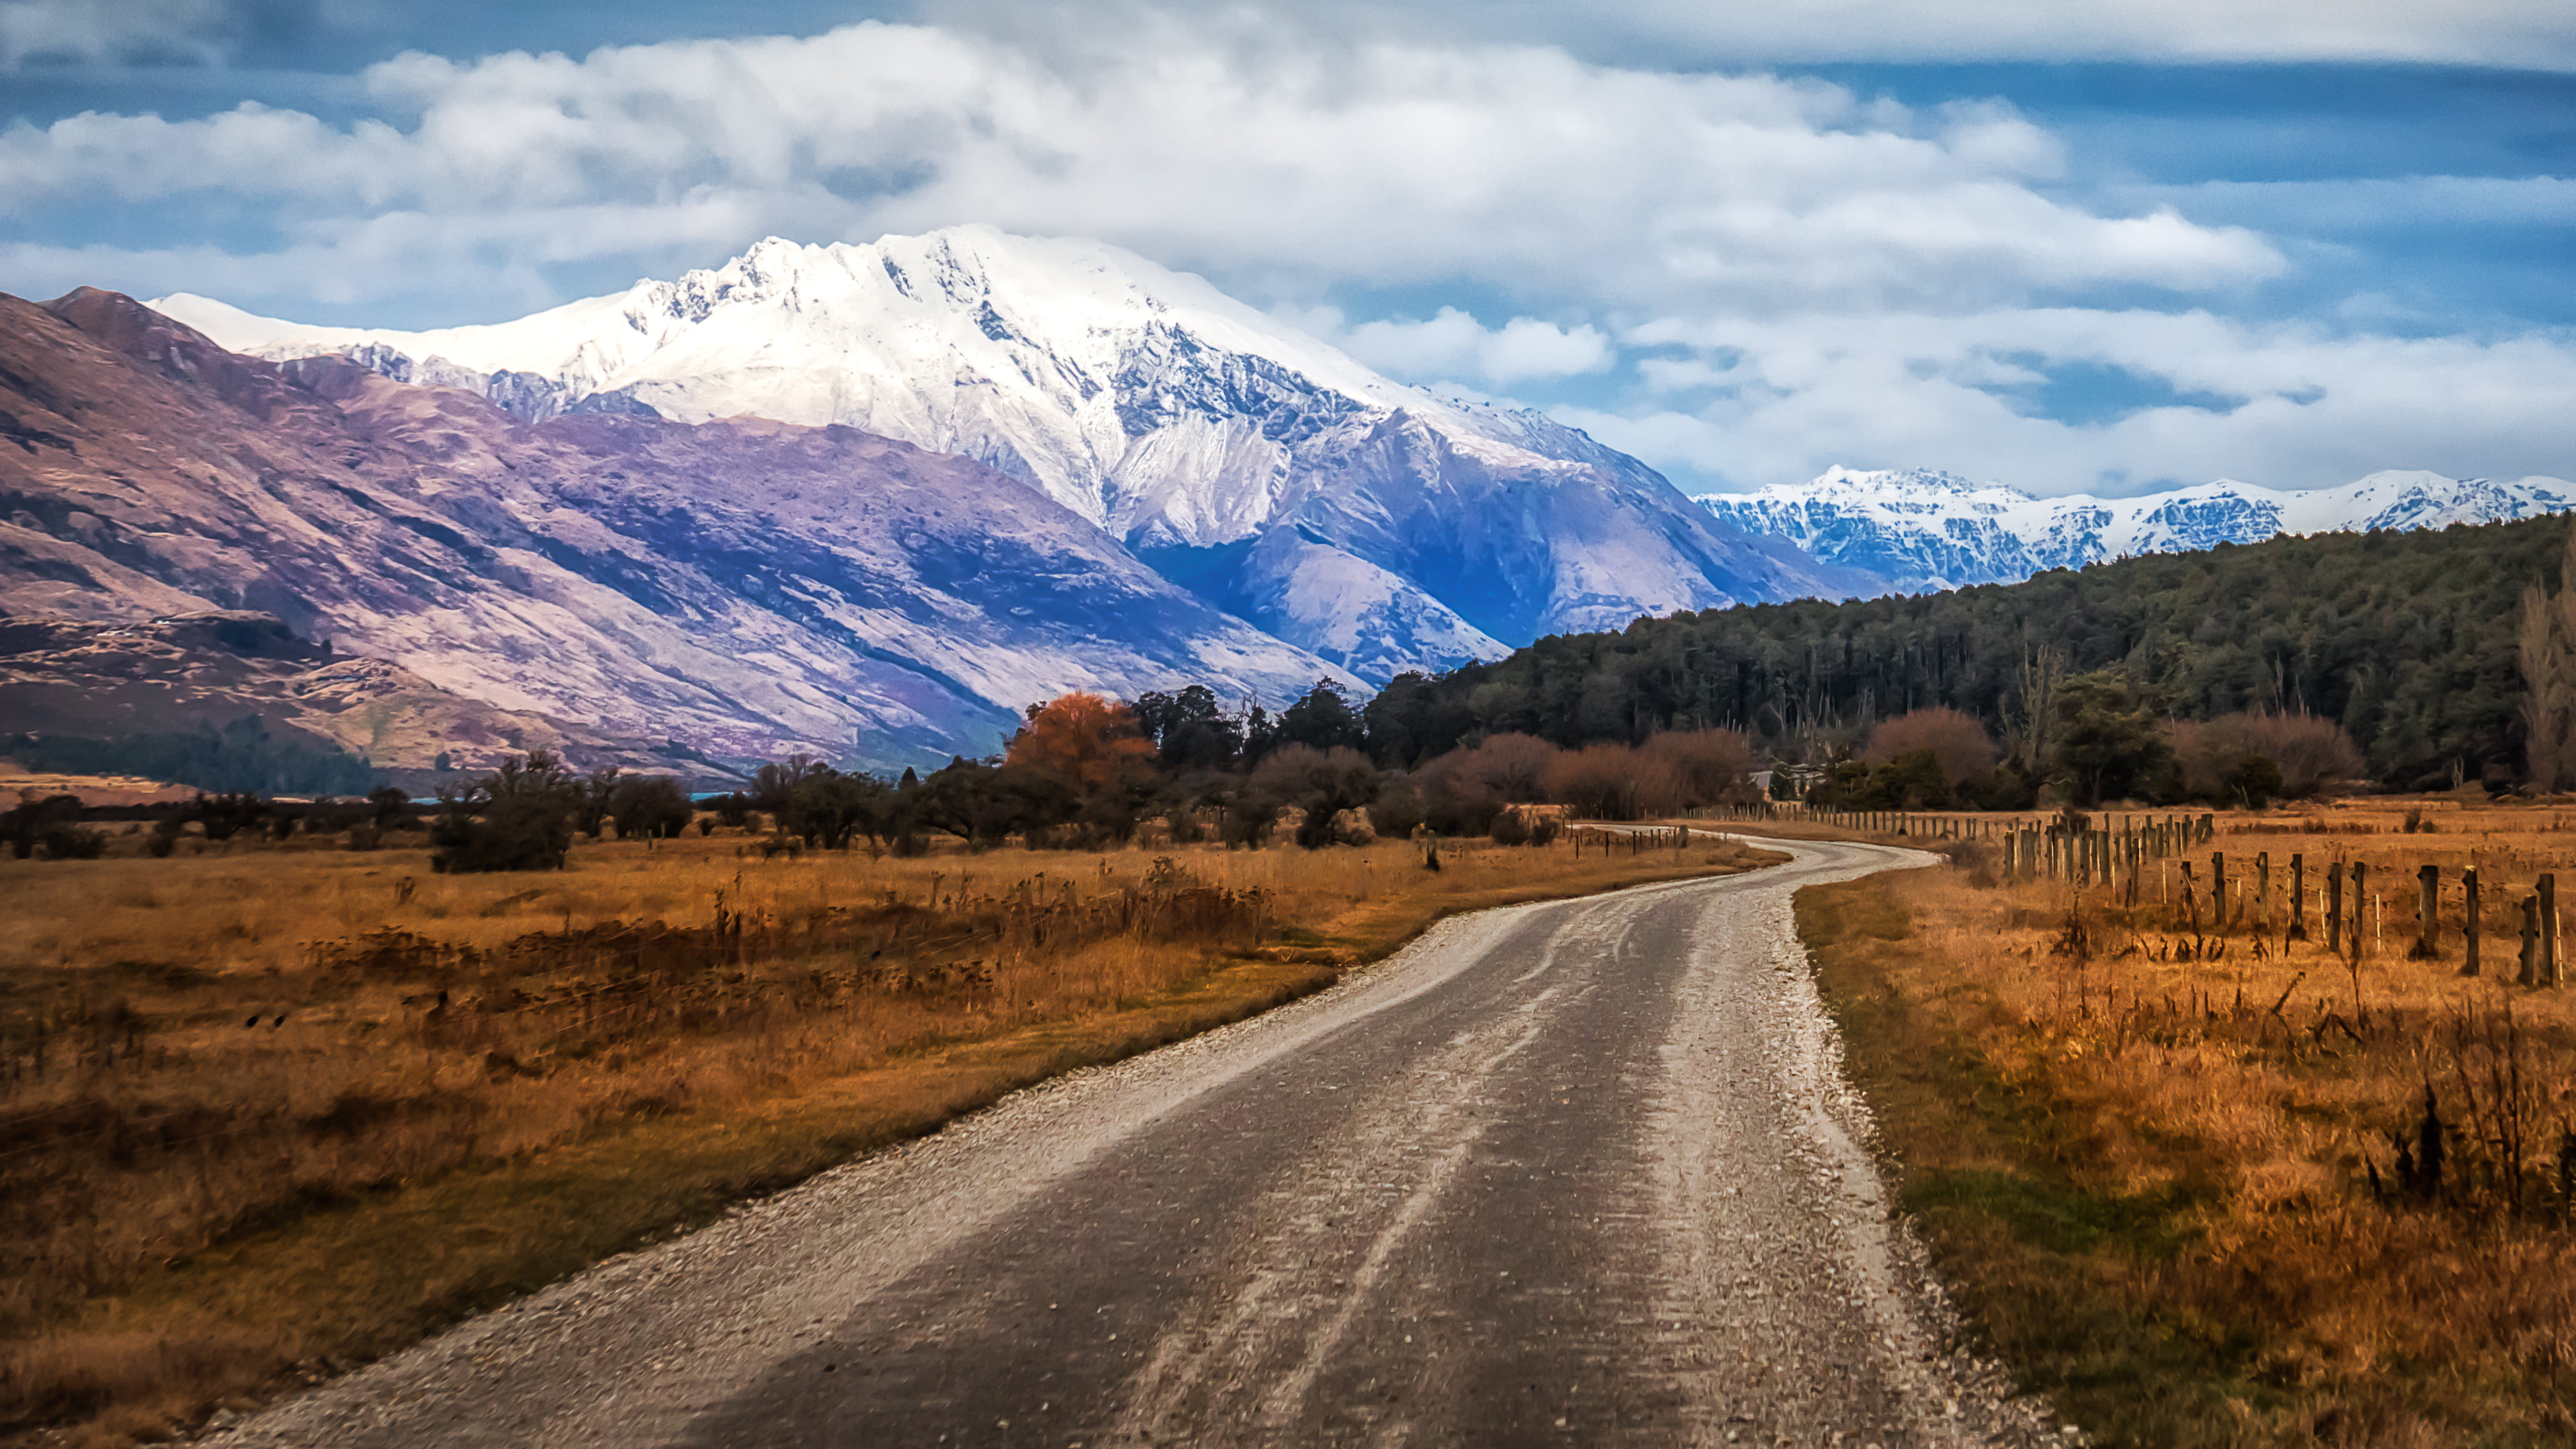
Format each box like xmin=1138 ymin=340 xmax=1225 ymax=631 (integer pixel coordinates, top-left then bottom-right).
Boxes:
xmin=0 ymin=820 xmax=1773 ymax=1446
xmin=1794 ymin=796 xmax=2576 ymax=1448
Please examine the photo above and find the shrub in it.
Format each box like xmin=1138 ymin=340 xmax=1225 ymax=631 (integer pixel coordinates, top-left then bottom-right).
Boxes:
xmin=429 ymin=750 xmax=578 ymax=873
xmin=1639 ymin=729 xmax=1761 ymax=808
xmin=2176 ymin=713 xmax=2362 ymax=803
xmin=1245 ymin=745 xmax=1380 ymax=848
xmin=1862 ymin=708 xmax=2000 ymax=788
xmin=186 ymin=791 xmax=268 ymax=842
xmin=608 ymin=775 xmax=696 ymax=841
xmin=1410 ymin=752 xmax=1500 ymax=836
xmin=782 ymin=771 xmax=890 ymax=850
xmin=1544 ymin=743 xmax=1655 ymax=820
xmin=1368 ymin=778 xmax=1428 ymax=840
xmin=37 ymin=825 xmax=106 ymax=859
xmin=1 ymin=792 xmax=83 ymax=859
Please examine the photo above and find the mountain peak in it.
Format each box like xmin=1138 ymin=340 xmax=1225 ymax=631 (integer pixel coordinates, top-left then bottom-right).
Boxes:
xmin=147 ymin=228 xmax=1845 ymax=679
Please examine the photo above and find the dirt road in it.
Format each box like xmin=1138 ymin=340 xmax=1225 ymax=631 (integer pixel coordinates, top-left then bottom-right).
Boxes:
xmin=215 ymin=837 xmax=2054 ymax=1448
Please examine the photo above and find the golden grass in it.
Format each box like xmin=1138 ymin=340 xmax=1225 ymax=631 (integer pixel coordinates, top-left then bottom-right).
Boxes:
xmin=1800 ymin=796 xmax=2576 ymax=1448
xmin=0 ymin=824 xmax=1776 ymax=1446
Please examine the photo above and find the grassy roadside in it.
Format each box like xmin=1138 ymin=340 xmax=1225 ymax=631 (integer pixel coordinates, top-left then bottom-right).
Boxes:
xmin=6 ymin=836 xmax=1778 ymax=1446
xmin=1798 ymin=820 xmax=2576 ymax=1449
xmin=1799 ymin=872 xmax=2258 ymax=1446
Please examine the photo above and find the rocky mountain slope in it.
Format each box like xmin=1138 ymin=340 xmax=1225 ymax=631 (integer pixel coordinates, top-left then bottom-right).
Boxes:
xmin=0 ymin=289 xmax=1344 ymax=769
xmin=157 ymin=227 xmax=1853 ymax=678
xmin=1696 ymin=467 xmax=2575 ymax=595
xmin=0 ymin=612 xmax=727 ymax=789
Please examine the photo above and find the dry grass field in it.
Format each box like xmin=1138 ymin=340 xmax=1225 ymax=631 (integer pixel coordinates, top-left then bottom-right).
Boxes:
xmin=1795 ymin=796 xmax=2576 ymax=1448
xmin=0 ymin=820 xmax=1773 ymax=1446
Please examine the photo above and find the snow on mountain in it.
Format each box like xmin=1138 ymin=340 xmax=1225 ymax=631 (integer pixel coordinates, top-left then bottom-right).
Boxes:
xmin=1695 ymin=467 xmax=2576 ymax=595
xmin=154 ymin=227 xmax=1847 ymax=680
xmin=3 ymin=288 xmax=1352 ymax=771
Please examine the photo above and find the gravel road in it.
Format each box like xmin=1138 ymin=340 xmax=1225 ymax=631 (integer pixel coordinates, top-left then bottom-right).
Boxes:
xmin=213 ymin=836 xmax=2063 ymax=1449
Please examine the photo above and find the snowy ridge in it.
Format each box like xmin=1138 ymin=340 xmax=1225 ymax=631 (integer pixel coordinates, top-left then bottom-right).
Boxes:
xmin=1696 ymin=467 xmax=2575 ymax=595
xmin=154 ymin=228 xmax=1845 ymax=680
xmin=159 ymin=230 xmax=1477 ymax=535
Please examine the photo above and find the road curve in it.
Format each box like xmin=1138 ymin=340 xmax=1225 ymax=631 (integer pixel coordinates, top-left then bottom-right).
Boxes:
xmin=214 ymin=837 xmax=2054 ymax=1449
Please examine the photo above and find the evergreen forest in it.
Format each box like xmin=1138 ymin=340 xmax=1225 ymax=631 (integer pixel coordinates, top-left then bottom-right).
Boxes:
xmin=1358 ymin=514 xmax=2566 ymax=790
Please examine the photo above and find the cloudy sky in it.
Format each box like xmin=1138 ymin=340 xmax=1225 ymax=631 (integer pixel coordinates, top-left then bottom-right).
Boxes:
xmin=4 ymin=0 xmax=2571 ymax=496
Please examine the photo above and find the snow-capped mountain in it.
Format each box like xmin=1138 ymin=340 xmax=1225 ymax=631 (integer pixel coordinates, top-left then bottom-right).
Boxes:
xmin=154 ymin=227 xmax=1847 ymax=679
xmin=1697 ymin=467 xmax=2576 ymax=595
xmin=1 ymin=288 xmax=1349 ymax=771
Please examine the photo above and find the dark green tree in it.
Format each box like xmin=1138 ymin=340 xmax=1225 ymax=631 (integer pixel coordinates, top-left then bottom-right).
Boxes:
xmin=781 ymin=769 xmax=888 ymax=850
xmin=2053 ymin=672 xmax=2177 ymax=806
xmin=608 ymin=775 xmax=696 ymax=840
xmin=1279 ymin=680 xmax=1366 ymax=754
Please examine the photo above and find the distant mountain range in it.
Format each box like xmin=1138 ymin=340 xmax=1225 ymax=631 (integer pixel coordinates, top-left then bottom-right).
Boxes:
xmin=1694 ymin=467 xmax=2575 ymax=595
xmin=158 ymin=227 xmax=1845 ymax=683
xmin=10 ymin=225 xmax=2561 ymax=776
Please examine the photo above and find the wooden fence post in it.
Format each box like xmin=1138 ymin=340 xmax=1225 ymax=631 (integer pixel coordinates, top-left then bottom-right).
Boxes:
xmin=2256 ymin=850 xmax=2270 ymax=931
xmin=2213 ymin=852 xmax=2228 ymax=936
xmin=2522 ymin=894 xmax=2541 ymax=987
xmin=2543 ymin=873 xmax=2560 ymax=987
xmin=2463 ymin=867 xmax=2480 ymax=977
xmin=2181 ymin=860 xmax=2202 ymax=942
xmin=2351 ymin=861 xmax=2368 ymax=961
xmin=2288 ymin=853 xmax=2306 ymax=940
xmin=2327 ymin=861 xmax=2343 ymax=956
xmin=2411 ymin=864 xmax=2440 ymax=961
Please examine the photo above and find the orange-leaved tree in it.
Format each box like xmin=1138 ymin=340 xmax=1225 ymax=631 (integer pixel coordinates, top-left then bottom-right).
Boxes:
xmin=1006 ymin=692 xmax=1157 ymax=791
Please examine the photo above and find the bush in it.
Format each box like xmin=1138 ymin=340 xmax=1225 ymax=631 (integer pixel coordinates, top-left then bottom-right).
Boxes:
xmin=1544 ymin=743 xmax=1658 ymax=820
xmin=1245 ymin=745 xmax=1380 ymax=848
xmin=608 ymin=775 xmax=695 ymax=840
xmin=37 ymin=825 xmax=106 ymax=859
xmin=782 ymin=770 xmax=890 ymax=850
xmin=1639 ymin=729 xmax=1760 ymax=810
xmin=1490 ymin=809 xmax=1531 ymax=845
xmin=1862 ymin=708 xmax=2000 ymax=787
xmin=430 ymin=750 xmax=578 ymax=873
xmin=1 ymin=793 xmax=83 ymax=859
xmin=2175 ymin=713 xmax=2361 ymax=803
xmin=186 ymin=791 xmax=268 ymax=842
xmin=1368 ymin=778 xmax=1428 ymax=840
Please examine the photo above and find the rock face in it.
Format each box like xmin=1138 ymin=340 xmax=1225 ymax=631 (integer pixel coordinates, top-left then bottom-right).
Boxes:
xmin=0 ymin=289 xmax=1346 ymax=770
xmin=1697 ymin=466 xmax=2576 ymax=595
xmin=156 ymin=226 xmax=1852 ymax=679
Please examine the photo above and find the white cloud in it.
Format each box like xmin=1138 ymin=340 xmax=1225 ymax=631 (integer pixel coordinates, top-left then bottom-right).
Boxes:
xmin=1 ymin=10 xmax=2560 ymax=496
xmin=0 ymin=18 xmax=2280 ymax=319
xmin=1336 ymin=307 xmax=1612 ymax=384
xmin=1570 ymin=307 xmax=2576 ymax=493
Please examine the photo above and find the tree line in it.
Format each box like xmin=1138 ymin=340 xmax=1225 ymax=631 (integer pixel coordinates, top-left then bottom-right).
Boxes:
xmin=1355 ymin=514 xmax=2565 ymax=791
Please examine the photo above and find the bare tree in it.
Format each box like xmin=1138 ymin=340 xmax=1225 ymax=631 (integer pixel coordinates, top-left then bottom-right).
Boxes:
xmin=2002 ymin=638 xmax=2066 ymax=776
xmin=2521 ymin=527 xmax=2576 ymax=792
